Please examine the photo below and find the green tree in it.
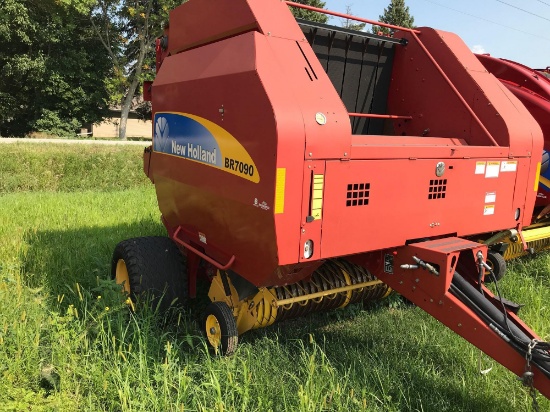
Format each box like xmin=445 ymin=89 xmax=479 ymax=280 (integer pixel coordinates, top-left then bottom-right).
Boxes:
xmin=372 ymin=0 xmax=415 ymax=35
xmin=289 ymin=0 xmax=328 ymax=24
xmin=341 ymin=5 xmax=366 ymax=31
xmin=91 ymin=0 xmax=182 ymax=140
xmin=0 ymin=0 xmax=111 ymax=137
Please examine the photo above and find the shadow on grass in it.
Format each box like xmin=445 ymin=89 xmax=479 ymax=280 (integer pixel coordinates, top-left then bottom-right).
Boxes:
xmin=20 ymin=218 xmax=211 ymax=334
xmin=20 ymin=222 xmax=525 ymax=411
xmin=21 ymin=219 xmax=166 ymax=297
xmin=243 ymin=306 xmax=520 ymax=411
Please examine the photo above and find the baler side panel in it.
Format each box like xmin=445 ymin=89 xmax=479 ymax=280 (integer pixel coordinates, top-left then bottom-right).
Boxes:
xmin=320 ymin=158 xmax=531 ymax=258
xmin=388 ymin=29 xmax=509 ymax=147
xmin=504 ymin=84 xmax=550 ymax=149
xmin=151 ymin=33 xmax=283 ymax=285
xmin=416 ymin=28 xmax=539 ymax=157
xmin=259 ymin=34 xmax=352 ymax=263
xmin=256 ymin=36 xmax=311 ymax=268
xmin=267 ymin=36 xmax=352 ymax=160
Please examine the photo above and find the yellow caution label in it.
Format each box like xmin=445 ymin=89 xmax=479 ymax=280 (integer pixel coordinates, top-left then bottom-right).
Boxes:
xmin=484 ymin=205 xmax=495 ymax=216
xmin=475 ymin=161 xmax=486 ymax=174
xmin=275 ymin=168 xmax=286 ymax=214
xmin=500 ymin=160 xmax=517 ymax=172
xmin=310 ymin=174 xmax=324 ymax=220
xmin=485 ymin=161 xmax=500 ymax=178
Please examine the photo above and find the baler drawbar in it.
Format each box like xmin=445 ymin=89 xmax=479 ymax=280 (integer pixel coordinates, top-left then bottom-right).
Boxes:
xmin=112 ymin=0 xmax=550 ymax=402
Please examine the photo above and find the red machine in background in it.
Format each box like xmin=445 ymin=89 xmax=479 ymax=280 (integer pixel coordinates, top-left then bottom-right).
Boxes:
xmin=112 ymin=0 xmax=550 ymax=401
xmin=477 ymin=54 xmax=550 ymax=206
xmin=473 ymin=55 xmax=550 ymax=264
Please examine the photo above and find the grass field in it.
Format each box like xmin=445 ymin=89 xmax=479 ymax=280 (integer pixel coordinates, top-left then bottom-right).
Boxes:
xmin=0 ymin=143 xmax=549 ymax=411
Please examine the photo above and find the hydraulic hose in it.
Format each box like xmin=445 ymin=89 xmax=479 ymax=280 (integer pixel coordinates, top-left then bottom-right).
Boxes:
xmin=449 ymin=283 xmax=550 ymax=365
xmin=450 ymin=272 xmax=550 ymax=378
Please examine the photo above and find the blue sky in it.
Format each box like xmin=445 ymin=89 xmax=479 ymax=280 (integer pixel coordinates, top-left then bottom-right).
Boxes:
xmin=322 ymin=0 xmax=550 ymax=69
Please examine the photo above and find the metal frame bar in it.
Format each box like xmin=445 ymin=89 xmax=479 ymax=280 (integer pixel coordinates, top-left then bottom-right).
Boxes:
xmin=295 ymin=18 xmax=407 ymax=46
xmin=286 ymin=2 xmax=421 ymax=34
xmin=349 ymin=113 xmax=413 ymax=120
xmin=173 ymin=226 xmax=236 ymax=270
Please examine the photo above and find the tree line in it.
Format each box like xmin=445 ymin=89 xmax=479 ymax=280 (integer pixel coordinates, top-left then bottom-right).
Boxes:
xmin=0 ymin=0 xmax=413 ymax=139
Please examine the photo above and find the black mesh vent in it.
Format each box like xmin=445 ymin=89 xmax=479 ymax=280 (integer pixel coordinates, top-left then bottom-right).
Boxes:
xmin=428 ymin=179 xmax=447 ymax=200
xmin=346 ymin=183 xmax=370 ymax=207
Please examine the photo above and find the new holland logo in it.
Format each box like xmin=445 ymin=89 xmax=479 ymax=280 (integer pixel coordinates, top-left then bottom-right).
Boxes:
xmin=155 ymin=116 xmax=170 ymax=152
xmin=152 ymin=112 xmax=260 ymax=183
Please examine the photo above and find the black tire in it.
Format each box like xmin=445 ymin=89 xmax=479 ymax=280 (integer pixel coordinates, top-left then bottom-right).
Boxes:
xmin=202 ymin=301 xmax=238 ymax=356
xmin=485 ymin=250 xmax=507 ymax=282
xmin=111 ymin=236 xmax=187 ymax=311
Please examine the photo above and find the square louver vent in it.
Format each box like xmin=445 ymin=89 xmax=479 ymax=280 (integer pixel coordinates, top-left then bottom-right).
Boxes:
xmin=346 ymin=183 xmax=370 ymax=206
xmin=428 ymin=179 xmax=447 ymax=200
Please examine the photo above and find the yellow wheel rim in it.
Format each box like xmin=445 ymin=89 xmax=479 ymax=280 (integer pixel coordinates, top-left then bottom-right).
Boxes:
xmin=206 ymin=314 xmax=222 ymax=349
xmin=115 ymin=259 xmax=131 ymax=295
xmin=484 ymin=259 xmax=494 ymax=276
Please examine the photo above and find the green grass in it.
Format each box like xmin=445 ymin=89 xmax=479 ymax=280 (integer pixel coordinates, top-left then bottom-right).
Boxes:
xmin=0 ymin=143 xmax=149 ymax=193
xmin=0 ymin=143 xmax=549 ymax=411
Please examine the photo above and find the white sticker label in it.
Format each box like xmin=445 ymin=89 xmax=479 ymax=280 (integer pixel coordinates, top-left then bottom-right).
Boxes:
xmin=384 ymin=254 xmax=394 ymax=274
xmin=198 ymin=232 xmax=207 ymax=244
xmin=315 ymin=112 xmax=327 ymax=125
xmin=484 ymin=205 xmax=495 ymax=215
xmin=485 ymin=161 xmax=500 ymax=178
xmin=485 ymin=192 xmax=496 ymax=203
xmin=500 ymin=161 xmax=517 ymax=172
xmin=253 ymin=198 xmax=270 ymax=210
xmin=475 ymin=161 xmax=486 ymax=175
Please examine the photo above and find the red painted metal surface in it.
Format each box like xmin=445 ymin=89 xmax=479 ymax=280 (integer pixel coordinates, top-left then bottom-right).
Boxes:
xmin=168 ymin=0 xmax=304 ymax=55
xmin=146 ymin=0 xmax=550 ymax=399
xmin=320 ymin=157 xmax=532 ymax=258
xmin=477 ymin=55 xmax=550 ymax=100
xmin=389 ymin=28 xmax=542 ymax=154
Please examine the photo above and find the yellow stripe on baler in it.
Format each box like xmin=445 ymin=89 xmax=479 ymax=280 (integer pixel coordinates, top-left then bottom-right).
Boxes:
xmin=534 ymin=162 xmax=542 ymax=191
xmin=275 ymin=168 xmax=286 ymax=214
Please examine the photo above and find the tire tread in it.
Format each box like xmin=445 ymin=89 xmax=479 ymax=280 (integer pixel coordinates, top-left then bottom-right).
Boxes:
xmin=111 ymin=236 xmax=187 ymax=310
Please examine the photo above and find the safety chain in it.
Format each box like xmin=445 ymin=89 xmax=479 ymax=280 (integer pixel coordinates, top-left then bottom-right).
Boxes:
xmin=519 ymin=339 xmax=540 ymax=411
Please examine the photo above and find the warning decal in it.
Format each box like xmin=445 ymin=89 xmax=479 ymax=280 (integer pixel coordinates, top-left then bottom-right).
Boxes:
xmin=485 ymin=162 xmax=500 ymax=178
